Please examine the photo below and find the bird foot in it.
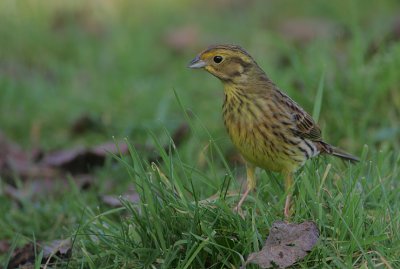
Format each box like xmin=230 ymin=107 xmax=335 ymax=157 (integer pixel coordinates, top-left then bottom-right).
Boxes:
xmin=232 ymin=187 xmax=252 ymax=218
xmin=233 ymin=203 xmax=247 ymax=219
xmin=284 ymin=194 xmax=293 ymax=220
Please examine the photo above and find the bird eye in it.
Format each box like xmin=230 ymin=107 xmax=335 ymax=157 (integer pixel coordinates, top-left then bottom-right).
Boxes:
xmin=213 ymin=56 xmax=223 ymax=63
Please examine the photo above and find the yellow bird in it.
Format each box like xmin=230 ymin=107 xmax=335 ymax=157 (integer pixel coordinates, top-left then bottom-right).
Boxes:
xmin=189 ymin=44 xmax=358 ymax=218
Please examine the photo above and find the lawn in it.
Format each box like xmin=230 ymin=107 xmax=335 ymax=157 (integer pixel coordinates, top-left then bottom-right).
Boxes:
xmin=0 ymin=0 xmax=399 ymax=268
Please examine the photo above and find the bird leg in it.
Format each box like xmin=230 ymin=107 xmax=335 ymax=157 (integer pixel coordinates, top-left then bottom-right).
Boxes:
xmin=284 ymin=172 xmax=294 ymax=220
xmin=234 ymin=162 xmax=256 ymax=213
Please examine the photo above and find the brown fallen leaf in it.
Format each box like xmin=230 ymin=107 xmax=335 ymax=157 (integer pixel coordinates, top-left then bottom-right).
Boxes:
xmin=0 ymin=132 xmax=28 ymax=174
xmin=7 ymin=239 xmax=72 ymax=269
xmin=43 ymin=239 xmax=72 ymax=257
xmin=4 ymin=174 xmax=93 ymax=203
xmin=42 ymin=238 xmax=72 ymax=268
xmin=40 ymin=140 xmax=129 ymax=174
xmin=1 ymin=123 xmax=189 ymax=180
xmin=243 ymin=221 xmax=319 ymax=269
xmin=0 ymin=132 xmax=57 ymax=180
xmin=7 ymin=243 xmax=35 ymax=269
xmin=0 ymin=132 xmax=59 ymax=181
xmin=42 ymin=123 xmax=189 ymax=174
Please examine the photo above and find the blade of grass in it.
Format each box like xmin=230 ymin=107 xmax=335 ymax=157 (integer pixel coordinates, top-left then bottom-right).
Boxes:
xmin=312 ymin=69 xmax=325 ymax=122
xmin=182 ymin=237 xmax=209 ymax=269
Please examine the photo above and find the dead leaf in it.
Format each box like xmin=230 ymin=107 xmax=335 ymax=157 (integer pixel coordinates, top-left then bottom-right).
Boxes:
xmin=40 ymin=147 xmax=104 ymax=174
xmin=40 ymin=140 xmax=128 ymax=174
xmin=42 ymin=238 xmax=72 ymax=267
xmin=1 ymin=123 xmax=189 ymax=180
xmin=0 ymin=132 xmax=27 ymax=172
xmin=7 ymin=243 xmax=35 ymax=269
xmin=42 ymin=123 xmax=189 ymax=174
xmin=243 ymin=221 xmax=319 ymax=269
xmin=0 ymin=132 xmax=47 ymax=179
xmin=7 ymin=239 xmax=72 ymax=269
xmin=4 ymin=175 xmax=93 ymax=203
xmin=0 ymin=132 xmax=58 ymax=180
xmin=91 ymin=141 xmax=129 ymax=155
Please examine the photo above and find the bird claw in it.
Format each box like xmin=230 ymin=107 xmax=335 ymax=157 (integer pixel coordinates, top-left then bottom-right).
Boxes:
xmin=233 ymin=204 xmax=246 ymax=219
xmin=284 ymin=194 xmax=293 ymax=220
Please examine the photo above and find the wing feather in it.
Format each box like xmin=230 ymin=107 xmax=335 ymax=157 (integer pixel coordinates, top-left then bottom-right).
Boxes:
xmin=275 ymin=90 xmax=322 ymax=141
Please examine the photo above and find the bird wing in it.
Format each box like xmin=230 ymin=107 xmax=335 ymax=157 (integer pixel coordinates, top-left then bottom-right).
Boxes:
xmin=291 ymin=109 xmax=322 ymax=141
xmin=275 ymin=90 xmax=322 ymax=141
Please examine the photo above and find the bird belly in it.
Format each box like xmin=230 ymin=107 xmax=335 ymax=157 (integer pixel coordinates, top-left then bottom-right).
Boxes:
xmin=225 ymin=121 xmax=313 ymax=173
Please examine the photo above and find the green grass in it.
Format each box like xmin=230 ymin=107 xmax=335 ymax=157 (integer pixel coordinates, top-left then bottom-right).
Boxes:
xmin=1 ymin=0 xmax=400 ymax=268
xmin=65 ymin=133 xmax=399 ymax=268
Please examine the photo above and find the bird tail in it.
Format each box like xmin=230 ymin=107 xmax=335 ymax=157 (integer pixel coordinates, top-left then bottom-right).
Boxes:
xmin=319 ymin=142 xmax=360 ymax=163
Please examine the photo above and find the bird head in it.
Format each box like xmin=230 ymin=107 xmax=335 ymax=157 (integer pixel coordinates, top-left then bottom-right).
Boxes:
xmin=188 ymin=44 xmax=261 ymax=84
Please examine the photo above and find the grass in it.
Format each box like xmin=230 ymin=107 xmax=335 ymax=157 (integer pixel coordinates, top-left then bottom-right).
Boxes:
xmin=1 ymin=0 xmax=400 ymax=268
xmin=64 ymin=135 xmax=400 ymax=268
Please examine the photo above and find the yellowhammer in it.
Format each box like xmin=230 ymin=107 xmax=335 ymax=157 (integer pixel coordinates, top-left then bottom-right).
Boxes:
xmin=189 ymin=44 xmax=358 ymax=218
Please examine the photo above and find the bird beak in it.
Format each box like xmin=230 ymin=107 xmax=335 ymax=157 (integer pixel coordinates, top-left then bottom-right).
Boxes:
xmin=188 ymin=55 xmax=206 ymax=69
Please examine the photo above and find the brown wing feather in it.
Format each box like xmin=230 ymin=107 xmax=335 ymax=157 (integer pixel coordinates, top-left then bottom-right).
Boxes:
xmin=275 ymin=89 xmax=322 ymax=141
xmin=292 ymin=110 xmax=322 ymax=140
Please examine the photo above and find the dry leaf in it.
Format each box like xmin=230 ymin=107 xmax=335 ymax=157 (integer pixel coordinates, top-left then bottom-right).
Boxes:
xmin=40 ymin=141 xmax=128 ymax=174
xmin=7 ymin=243 xmax=35 ymax=269
xmin=7 ymin=239 xmax=72 ymax=269
xmin=1 ymin=123 xmax=189 ymax=181
xmin=42 ymin=238 xmax=72 ymax=259
xmin=4 ymin=175 xmax=93 ymax=202
xmin=0 ymin=132 xmax=38 ymax=177
xmin=0 ymin=132 xmax=59 ymax=180
xmin=243 ymin=221 xmax=319 ymax=268
xmin=42 ymin=123 xmax=189 ymax=173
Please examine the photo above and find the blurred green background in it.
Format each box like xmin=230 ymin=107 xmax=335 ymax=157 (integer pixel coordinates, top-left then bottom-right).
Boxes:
xmin=1 ymin=0 xmax=399 ymax=153
xmin=1 ymin=0 xmax=400 ymax=267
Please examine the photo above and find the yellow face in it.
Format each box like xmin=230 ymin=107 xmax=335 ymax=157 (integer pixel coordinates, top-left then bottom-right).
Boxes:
xmin=188 ymin=45 xmax=255 ymax=82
